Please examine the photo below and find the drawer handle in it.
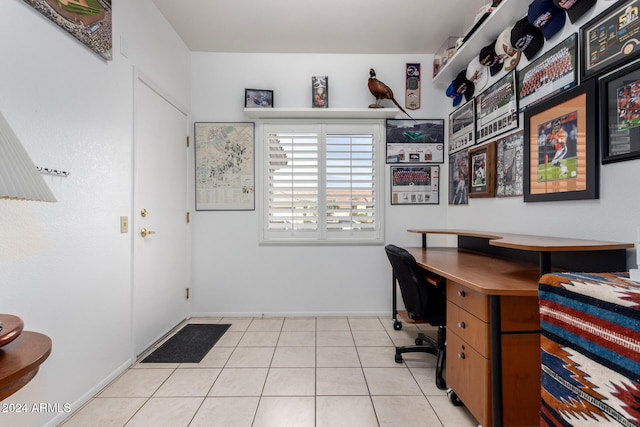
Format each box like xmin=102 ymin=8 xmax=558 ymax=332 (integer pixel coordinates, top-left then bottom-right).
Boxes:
xmin=458 ymin=290 xmax=466 ymax=298
xmin=458 ymin=352 xmax=466 ymax=360
xmin=458 ymin=322 xmax=466 ymax=329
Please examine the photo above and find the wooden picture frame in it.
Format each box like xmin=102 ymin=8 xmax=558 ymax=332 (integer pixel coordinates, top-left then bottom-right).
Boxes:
xmin=599 ymin=60 xmax=640 ymax=164
xmin=496 ymin=130 xmax=524 ymax=197
xmin=390 ymin=165 xmax=439 ymax=205
xmin=468 ymin=142 xmax=496 ymax=198
xmin=194 ymin=122 xmax=255 ymax=210
xmin=448 ymin=150 xmax=469 ymax=205
xmin=448 ymin=100 xmax=476 ymax=154
xmin=245 ymin=89 xmax=273 ymax=108
xmin=475 ymin=71 xmax=518 ymax=144
xmin=517 ymin=33 xmax=577 ymax=113
xmin=580 ymin=0 xmax=640 ymax=80
xmin=386 ymin=119 xmax=444 ymax=163
xmin=523 ymin=80 xmax=598 ymax=202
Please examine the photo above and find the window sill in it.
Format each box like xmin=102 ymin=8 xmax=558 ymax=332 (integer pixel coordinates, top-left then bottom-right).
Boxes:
xmin=244 ymin=107 xmax=400 ymax=119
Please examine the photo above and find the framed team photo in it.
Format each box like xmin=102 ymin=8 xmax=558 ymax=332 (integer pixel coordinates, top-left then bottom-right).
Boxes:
xmin=448 ymin=101 xmax=476 ymax=154
xmin=523 ymin=80 xmax=598 ymax=202
xmin=475 ymin=71 xmax=518 ymax=144
xmin=599 ymin=59 xmax=640 ymax=164
xmin=390 ymin=166 xmax=439 ymax=205
xmin=386 ymin=119 xmax=444 ymax=163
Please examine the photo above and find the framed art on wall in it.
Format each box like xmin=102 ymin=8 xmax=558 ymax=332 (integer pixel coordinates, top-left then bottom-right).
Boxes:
xmin=580 ymin=0 xmax=640 ymax=80
xmin=523 ymin=80 xmax=598 ymax=202
xmin=245 ymin=89 xmax=273 ymax=108
xmin=312 ymin=76 xmax=328 ymax=108
xmin=448 ymin=101 xmax=476 ymax=154
xmin=599 ymin=60 xmax=640 ymax=164
xmin=194 ymin=122 xmax=255 ymax=210
xmin=386 ymin=119 xmax=444 ymax=163
xmin=517 ymin=33 xmax=577 ymax=113
xmin=448 ymin=150 xmax=469 ymax=205
xmin=496 ymin=130 xmax=524 ymax=197
xmin=468 ymin=142 xmax=496 ymax=198
xmin=390 ymin=166 xmax=439 ymax=205
xmin=475 ymin=71 xmax=518 ymax=144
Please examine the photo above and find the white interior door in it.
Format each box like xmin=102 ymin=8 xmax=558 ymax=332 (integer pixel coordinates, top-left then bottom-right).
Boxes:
xmin=133 ymin=73 xmax=189 ymax=355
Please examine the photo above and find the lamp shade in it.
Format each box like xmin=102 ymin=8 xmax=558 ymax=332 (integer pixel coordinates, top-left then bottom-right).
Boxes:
xmin=0 ymin=111 xmax=56 ymax=202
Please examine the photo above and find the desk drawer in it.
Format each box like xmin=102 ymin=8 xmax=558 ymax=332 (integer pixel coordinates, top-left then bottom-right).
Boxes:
xmin=447 ymin=302 xmax=489 ymax=357
xmin=447 ymin=281 xmax=489 ymax=322
xmin=446 ymin=331 xmax=491 ymax=427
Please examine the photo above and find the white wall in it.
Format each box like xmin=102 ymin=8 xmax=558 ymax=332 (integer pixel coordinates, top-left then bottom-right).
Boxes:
xmin=190 ymin=53 xmax=448 ymax=317
xmin=0 ymin=2 xmax=190 ymax=426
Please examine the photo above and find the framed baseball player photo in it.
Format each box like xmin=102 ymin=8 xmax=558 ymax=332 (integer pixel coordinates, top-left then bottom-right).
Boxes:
xmin=468 ymin=142 xmax=496 ymax=198
xmin=523 ymin=80 xmax=598 ymax=202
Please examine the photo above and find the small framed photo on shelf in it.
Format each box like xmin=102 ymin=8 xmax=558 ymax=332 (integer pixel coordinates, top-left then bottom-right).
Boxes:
xmin=523 ymin=79 xmax=598 ymax=202
xmin=448 ymin=100 xmax=475 ymax=154
xmin=599 ymin=60 xmax=640 ymax=164
xmin=468 ymin=142 xmax=496 ymax=198
xmin=245 ymin=89 xmax=273 ymax=108
xmin=496 ymin=130 xmax=524 ymax=197
xmin=517 ymin=33 xmax=577 ymax=113
xmin=448 ymin=150 xmax=469 ymax=205
xmin=580 ymin=0 xmax=640 ymax=80
xmin=386 ymin=119 xmax=444 ymax=163
xmin=390 ymin=165 xmax=439 ymax=205
xmin=312 ymin=76 xmax=328 ymax=108
xmin=475 ymin=71 xmax=518 ymax=144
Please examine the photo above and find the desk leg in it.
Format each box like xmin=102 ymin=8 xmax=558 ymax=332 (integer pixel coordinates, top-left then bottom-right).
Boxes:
xmin=490 ymin=296 xmax=503 ymax=427
xmin=422 ymin=234 xmax=427 ymax=249
xmin=539 ymin=252 xmax=551 ymax=276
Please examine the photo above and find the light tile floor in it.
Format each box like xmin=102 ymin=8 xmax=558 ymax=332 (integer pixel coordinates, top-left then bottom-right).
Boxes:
xmin=60 ymin=317 xmax=478 ymax=427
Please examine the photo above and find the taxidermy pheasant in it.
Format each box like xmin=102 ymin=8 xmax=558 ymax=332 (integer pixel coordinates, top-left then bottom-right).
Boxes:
xmin=368 ymin=68 xmax=414 ymax=120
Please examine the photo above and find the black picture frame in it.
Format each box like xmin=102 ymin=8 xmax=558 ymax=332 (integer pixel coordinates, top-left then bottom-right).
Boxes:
xmin=390 ymin=165 xmax=440 ymax=205
xmin=245 ymin=89 xmax=274 ymax=108
xmin=580 ymin=0 xmax=640 ymax=80
xmin=599 ymin=59 xmax=640 ymax=164
xmin=448 ymin=100 xmax=476 ymax=154
xmin=475 ymin=71 xmax=518 ymax=144
xmin=523 ymin=79 xmax=598 ymax=202
xmin=385 ymin=119 xmax=444 ymax=163
xmin=517 ymin=33 xmax=578 ymax=113
xmin=448 ymin=150 xmax=469 ymax=205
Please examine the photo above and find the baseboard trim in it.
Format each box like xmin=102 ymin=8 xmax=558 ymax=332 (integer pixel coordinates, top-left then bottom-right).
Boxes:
xmin=189 ymin=311 xmax=390 ymax=318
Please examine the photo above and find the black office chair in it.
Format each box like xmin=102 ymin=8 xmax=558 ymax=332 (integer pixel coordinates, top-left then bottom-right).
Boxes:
xmin=385 ymin=244 xmax=447 ymax=390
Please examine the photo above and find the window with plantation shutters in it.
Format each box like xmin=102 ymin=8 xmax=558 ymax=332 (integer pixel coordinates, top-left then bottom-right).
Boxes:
xmin=261 ymin=121 xmax=384 ymax=244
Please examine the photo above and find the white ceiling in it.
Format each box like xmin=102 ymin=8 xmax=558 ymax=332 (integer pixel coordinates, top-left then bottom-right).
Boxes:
xmin=151 ymin=0 xmax=484 ymax=54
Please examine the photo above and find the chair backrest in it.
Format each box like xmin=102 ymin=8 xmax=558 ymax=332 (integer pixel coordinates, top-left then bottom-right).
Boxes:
xmin=384 ymin=244 xmax=445 ymax=326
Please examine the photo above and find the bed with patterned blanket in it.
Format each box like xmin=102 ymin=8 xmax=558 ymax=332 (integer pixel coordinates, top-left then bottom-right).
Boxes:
xmin=539 ymin=272 xmax=640 ymax=426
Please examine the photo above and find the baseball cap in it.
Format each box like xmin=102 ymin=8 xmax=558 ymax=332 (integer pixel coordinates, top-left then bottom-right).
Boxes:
xmin=552 ymin=0 xmax=597 ymax=24
xmin=446 ymin=70 xmax=475 ymax=107
xmin=528 ymin=0 xmax=566 ymax=40
xmin=495 ymin=26 xmax=522 ymax=72
xmin=510 ymin=17 xmax=545 ymax=61
xmin=479 ymin=41 xmax=504 ymax=76
xmin=466 ymin=57 xmax=488 ymax=92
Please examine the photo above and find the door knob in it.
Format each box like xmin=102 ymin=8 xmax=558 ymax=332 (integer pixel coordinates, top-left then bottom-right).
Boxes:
xmin=140 ymin=228 xmax=156 ymax=238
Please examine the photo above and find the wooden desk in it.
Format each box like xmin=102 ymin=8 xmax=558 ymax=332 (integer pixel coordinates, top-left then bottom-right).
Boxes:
xmin=400 ymin=230 xmax=632 ymax=427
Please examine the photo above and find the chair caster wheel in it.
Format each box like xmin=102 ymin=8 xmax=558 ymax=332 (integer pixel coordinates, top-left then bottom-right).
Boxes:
xmin=415 ymin=338 xmax=424 ymax=345
xmin=447 ymin=389 xmax=463 ymax=406
xmin=436 ymin=377 xmax=447 ymax=390
xmin=393 ymin=320 xmax=402 ymax=330
xmin=394 ymin=353 xmax=403 ymax=363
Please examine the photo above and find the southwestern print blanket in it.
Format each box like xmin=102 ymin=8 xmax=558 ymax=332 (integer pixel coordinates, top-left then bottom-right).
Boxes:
xmin=539 ymin=272 xmax=640 ymax=426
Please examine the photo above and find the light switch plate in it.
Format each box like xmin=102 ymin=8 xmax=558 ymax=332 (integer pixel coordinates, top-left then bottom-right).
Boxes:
xmin=120 ymin=216 xmax=128 ymax=233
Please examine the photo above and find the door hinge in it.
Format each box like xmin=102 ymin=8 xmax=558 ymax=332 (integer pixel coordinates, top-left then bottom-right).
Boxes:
xmin=186 ymin=212 xmax=190 ymax=223
xmin=186 ymin=287 xmax=190 ymax=300
xmin=186 ymin=135 xmax=190 ymax=148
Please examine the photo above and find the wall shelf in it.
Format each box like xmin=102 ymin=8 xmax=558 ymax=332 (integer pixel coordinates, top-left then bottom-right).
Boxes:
xmin=244 ymin=107 xmax=400 ymax=119
xmin=432 ymin=0 xmax=529 ymax=87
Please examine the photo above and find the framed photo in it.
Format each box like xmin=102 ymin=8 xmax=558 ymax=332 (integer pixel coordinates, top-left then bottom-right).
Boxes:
xmin=475 ymin=71 xmax=518 ymax=144
xmin=580 ymin=0 xmax=640 ymax=80
xmin=468 ymin=142 xmax=496 ymax=198
xmin=448 ymin=150 xmax=469 ymax=205
xmin=390 ymin=166 xmax=439 ymax=205
xmin=245 ymin=89 xmax=273 ymax=108
xmin=21 ymin=0 xmax=112 ymax=60
xmin=496 ymin=130 xmax=524 ymax=197
xmin=523 ymin=80 xmax=598 ymax=202
xmin=312 ymin=76 xmax=328 ymax=108
xmin=194 ymin=122 xmax=255 ymax=210
xmin=386 ymin=119 xmax=444 ymax=163
xmin=448 ymin=100 xmax=476 ymax=154
xmin=599 ymin=60 xmax=640 ymax=164
xmin=517 ymin=33 xmax=578 ymax=113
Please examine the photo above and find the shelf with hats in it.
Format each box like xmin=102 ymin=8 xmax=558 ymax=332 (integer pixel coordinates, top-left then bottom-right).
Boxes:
xmin=243 ymin=107 xmax=401 ymax=119
xmin=432 ymin=0 xmax=529 ymax=88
